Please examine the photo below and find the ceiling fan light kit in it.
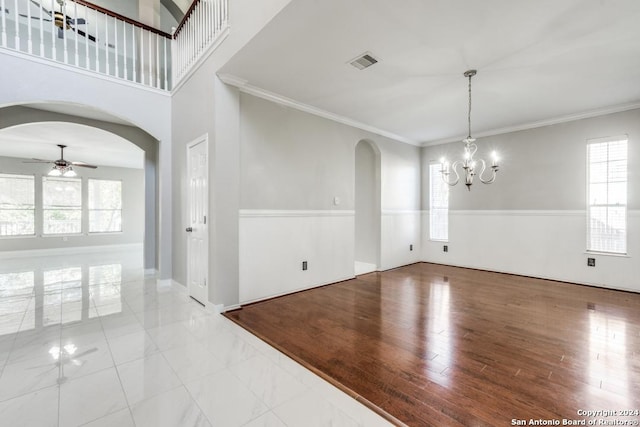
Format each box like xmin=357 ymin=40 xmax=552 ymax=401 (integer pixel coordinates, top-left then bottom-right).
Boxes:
xmin=23 ymin=144 xmax=97 ymax=177
xmin=440 ymin=69 xmax=500 ymax=191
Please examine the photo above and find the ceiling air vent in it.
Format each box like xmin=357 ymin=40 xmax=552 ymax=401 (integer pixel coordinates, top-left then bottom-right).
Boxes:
xmin=349 ymin=52 xmax=379 ymax=70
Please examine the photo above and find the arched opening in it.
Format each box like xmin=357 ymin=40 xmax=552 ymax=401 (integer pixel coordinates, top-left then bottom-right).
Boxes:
xmin=354 ymin=139 xmax=381 ymax=275
xmin=0 ymin=104 xmax=159 ymax=273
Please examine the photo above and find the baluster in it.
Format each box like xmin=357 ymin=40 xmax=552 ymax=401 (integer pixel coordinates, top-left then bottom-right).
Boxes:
xmin=39 ymin=0 xmax=44 ymax=56
xmin=175 ymin=32 xmax=180 ymax=81
xmin=104 ymin=13 xmax=109 ymax=75
xmin=132 ymin=24 xmax=137 ymax=83
xmin=94 ymin=8 xmax=99 ymax=71
xmin=216 ymin=0 xmax=220 ymax=31
xmin=50 ymin=0 xmax=56 ymax=60
xmin=139 ymin=26 xmax=145 ymax=85
xmin=189 ymin=18 xmax=193 ymax=64
xmin=113 ymin=17 xmax=118 ymax=77
xmin=13 ymin=0 xmax=18 ymax=49
xmin=62 ymin=0 xmax=68 ymax=63
xmin=198 ymin=2 xmax=203 ymax=50
xmin=26 ymin=0 xmax=33 ymax=53
xmin=73 ymin=0 xmax=78 ymax=65
xmin=163 ymin=36 xmax=168 ymax=89
xmin=122 ymin=20 xmax=127 ymax=80
xmin=84 ymin=5 xmax=89 ymax=69
xmin=155 ymin=34 xmax=160 ymax=89
xmin=147 ymin=30 xmax=152 ymax=86
xmin=1 ymin=0 xmax=7 ymax=47
xmin=207 ymin=0 xmax=212 ymax=42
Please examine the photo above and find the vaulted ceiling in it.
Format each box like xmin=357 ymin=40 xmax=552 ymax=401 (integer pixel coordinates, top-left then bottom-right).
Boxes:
xmin=219 ymin=0 xmax=640 ymax=145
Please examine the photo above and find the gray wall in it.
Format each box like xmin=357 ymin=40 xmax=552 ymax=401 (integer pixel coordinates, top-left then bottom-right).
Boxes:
xmin=421 ymin=108 xmax=640 ymax=211
xmin=171 ymin=62 xmax=241 ymax=307
xmin=240 ymin=93 xmax=421 ymax=211
xmin=0 ymin=155 xmax=144 ymax=252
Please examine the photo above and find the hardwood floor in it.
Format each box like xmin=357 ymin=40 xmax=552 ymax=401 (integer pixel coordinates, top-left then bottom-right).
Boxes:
xmin=225 ymin=263 xmax=640 ymax=427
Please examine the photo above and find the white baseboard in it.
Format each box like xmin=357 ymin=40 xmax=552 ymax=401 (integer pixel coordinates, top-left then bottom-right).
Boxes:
xmin=0 ymin=243 xmax=144 ymax=260
xmin=355 ymin=261 xmax=377 ymax=275
xmin=144 ymin=268 xmax=158 ymax=277
xmin=239 ymin=275 xmax=355 ymax=306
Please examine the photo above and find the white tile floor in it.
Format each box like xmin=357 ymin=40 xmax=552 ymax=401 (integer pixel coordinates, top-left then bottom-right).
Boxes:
xmin=0 ymin=249 xmax=393 ymax=427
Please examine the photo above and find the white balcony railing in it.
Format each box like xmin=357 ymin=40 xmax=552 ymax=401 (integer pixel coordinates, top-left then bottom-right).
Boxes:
xmin=1 ymin=0 xmax=172 ymax=90
xmin=0 ymin=0 xmax=230 ymax=91
xmin=172 ymin=0 xmax=228 ymax=85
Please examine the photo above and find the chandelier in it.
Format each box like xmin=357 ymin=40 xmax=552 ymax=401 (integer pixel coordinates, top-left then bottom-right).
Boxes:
xmin=440 ymin=70 xmax=499 ymax=190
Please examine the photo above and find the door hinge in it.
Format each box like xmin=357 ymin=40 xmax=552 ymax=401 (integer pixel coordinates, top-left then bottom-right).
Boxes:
xmin=204 ymin=215 xmax=206 ymax=224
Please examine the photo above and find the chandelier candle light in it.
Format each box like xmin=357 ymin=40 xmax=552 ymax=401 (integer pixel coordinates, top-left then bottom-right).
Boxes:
xmin=440 ymin=70 xmax=499 ymax=190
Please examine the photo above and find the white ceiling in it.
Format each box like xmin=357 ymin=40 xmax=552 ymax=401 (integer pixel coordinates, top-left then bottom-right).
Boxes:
xmin=0 ymin=122 xmax=144 ymax=169
xmin=219 ymin=0 xmax=640 ymax=145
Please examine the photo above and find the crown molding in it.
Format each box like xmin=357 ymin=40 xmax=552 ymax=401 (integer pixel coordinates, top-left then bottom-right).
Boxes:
xmin=217 ymin=74 xmax=419 ymax=146
xmin=422 ymin=102 xmax=640 ymax=147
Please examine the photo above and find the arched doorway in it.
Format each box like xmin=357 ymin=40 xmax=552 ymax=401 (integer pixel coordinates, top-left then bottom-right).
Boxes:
xmin=354 ymin=139 xmax=381 ymax=275
xmin=0 ymin=104 xmax=159 ymax=273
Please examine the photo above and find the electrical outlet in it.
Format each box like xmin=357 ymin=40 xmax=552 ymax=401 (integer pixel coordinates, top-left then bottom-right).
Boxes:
xmin=302 ymin=261 xmax=308 ymax=271
xmin=410 ymin=244 xmax=413 ymax=251
xmin=587 ymin=257 xmax=595 ymax=267
xmin=443 ymin=245 xmax=448 ymax=252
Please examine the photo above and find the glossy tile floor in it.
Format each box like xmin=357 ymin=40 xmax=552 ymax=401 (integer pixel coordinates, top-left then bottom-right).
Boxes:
xmin=0 ymin=248 xmax=391 ymax=427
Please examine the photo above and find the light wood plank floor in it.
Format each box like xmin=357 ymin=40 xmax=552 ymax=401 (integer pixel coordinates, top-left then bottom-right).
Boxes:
xmin=225 ymin=263 xmax=640 ymax=426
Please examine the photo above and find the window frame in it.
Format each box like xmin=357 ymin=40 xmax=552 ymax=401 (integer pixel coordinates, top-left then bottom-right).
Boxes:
xmin=0 ymin=173 xmax=36 ymax=238
xmin=586 ymin=135 xmax=628 ymax=255
xmin=42 ymin=176 xmax=83 ymax=236
xmin=88 ymin=178 xmax=123 ymax=234
xmin=429 ymin=162 xmax=449 ymax=242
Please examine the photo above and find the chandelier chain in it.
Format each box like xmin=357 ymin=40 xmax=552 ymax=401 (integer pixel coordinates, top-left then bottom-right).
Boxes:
xmin=467 ymin=72 xmax=472 ymax=139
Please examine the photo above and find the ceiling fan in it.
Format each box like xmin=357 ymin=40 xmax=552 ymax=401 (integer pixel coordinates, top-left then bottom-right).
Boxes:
xmin=24 ymin=144 xmax=98 ymax=177
xmin=16 ymin=0 xmax=97 ymax=43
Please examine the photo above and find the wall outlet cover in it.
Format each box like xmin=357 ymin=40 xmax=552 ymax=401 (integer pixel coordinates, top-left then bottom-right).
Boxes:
xmin=587 ymin=257 xmax=595 ymax=267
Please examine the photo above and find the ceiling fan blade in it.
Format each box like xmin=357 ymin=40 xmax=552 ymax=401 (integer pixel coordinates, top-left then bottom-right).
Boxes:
xmin=71 ymin=162 xmax=98 ymax=169
xmin=23 ymin=160 xmax=53 ymax=164
xmin=73 ymin=27 xmax=97 ymax=43
xmin=68 ymin=17 xmax=86 ymax=25
xmin=19 ymin=13 xmax=52 ymax=21
xmin=29 ymin=0 xmax=52 ymax=16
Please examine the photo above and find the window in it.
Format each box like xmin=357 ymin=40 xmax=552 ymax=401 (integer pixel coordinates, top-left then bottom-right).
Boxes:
xmin=429 ymin=163 xmax=449 ymax=241
xmin=43 ymin=177 xmax=82 ymax=235
xmin=0 ymin=174 xmax=35 ymax=237
xmin=88 ymin=179 xmax=122 ymax=233
xmin=587 ymin=136 xmax=627 ymax=254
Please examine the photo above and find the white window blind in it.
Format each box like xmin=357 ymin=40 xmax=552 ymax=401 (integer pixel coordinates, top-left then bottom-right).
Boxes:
xmin=587 ymin=137 xmax=627 ymax=254
xmin=430 ymin=163 xmax=449 ymax=241
xmin=43 ymin=177 xmax=82 ymax=235
xmin=88 ymin=179 xmax=122 ymax=233
xmin=0 ymin=174 xmax=35 ymax=237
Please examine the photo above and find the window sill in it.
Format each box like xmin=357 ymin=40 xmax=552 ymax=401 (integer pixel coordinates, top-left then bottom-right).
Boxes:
xmin=584 ymin=251 xmax=630 ymax=258
xmin=88 ymin=231 xmax=123 ymax=235
xmin=0 ymin=234 xmax=36 ymax=240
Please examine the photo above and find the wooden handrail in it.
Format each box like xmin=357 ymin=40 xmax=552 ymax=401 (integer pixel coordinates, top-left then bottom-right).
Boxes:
xmin=73 ymin=0 xmax=172 ymax=38
xmin=173 ymin=0 xmax=200 ymax=38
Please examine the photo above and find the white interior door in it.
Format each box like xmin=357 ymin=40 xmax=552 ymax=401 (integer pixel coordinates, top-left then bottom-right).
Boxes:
xmin=187 ymin=137 xmax=208 ymax=305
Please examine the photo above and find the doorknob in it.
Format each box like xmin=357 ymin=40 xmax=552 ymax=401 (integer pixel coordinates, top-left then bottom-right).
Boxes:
xmin=186 ymin=227 xmax=193 ymax=232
